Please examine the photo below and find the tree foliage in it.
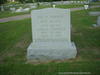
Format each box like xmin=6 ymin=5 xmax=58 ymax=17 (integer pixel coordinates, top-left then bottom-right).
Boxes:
xmin=0 ymin=0 xmax=7 ymax=4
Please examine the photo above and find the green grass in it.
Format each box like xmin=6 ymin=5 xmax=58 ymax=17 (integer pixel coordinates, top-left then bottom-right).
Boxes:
xmin=89 ymin=7 xmax=100 ymax=11
xmin=0 ymin=11 xmax=30 ymax=19
xmin=0 ymin=61 xmax=100 ymax=75
xmin=90 ymin=1 xmax=100 ymax=5
xmin=56 ymin=4 xmax=84 ymax=8
xmin=0 ymin=8 xmax=100 ymax=75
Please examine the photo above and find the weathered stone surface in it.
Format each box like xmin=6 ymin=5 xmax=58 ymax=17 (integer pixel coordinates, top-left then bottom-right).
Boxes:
xmin=97 ymin=16 xmax=100 ymax=26
xmin=89 ymin=12 xmax=100 ymax=16
xmin=89 ymin=12 xmax=100 ymax=27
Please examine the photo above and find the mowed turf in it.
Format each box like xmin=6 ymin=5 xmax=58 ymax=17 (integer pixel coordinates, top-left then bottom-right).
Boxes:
xmin=0 ymin=8 xmax=100 ymax=75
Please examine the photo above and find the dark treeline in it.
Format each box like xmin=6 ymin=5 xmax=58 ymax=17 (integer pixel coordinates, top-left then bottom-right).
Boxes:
xmin=0 ymin=0 xmax=99 ymax=4
xmin=0 ymin=0 xmax=76 ymax=4
xmin=0 ymin=0 xmax=7 ymax=4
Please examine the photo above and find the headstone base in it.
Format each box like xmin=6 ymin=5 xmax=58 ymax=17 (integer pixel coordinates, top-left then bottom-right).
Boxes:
xmin=27 ymin=41 xmax=77 ymax=61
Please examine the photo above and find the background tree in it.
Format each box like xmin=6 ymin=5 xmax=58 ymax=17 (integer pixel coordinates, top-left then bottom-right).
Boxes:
xmin=0 ymin=0 xmax=7 ymax=5
xmin=16 ymin=0 xmax=26 ymax=3
xmin=0 ymin=0 xmax=7 ymax=11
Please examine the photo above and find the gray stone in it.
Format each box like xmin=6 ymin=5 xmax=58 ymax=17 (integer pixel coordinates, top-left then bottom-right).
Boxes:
xmin=10 ymin=8 xmax=16 ymax=12
xmin=15 ymin=7 xmax=30 ymax=13
xmin=84 ymin=5 xmax=89 ymax=10
xmin=23 ymin=8 xmax=30 ymax=12
xmin=0 ymin=6 xmax=4 ymax=11
xmin=30 ymin=6 xmax=36 ymax=9
xmin=89 ymin=12 xmax=100 ymax=16
xmin=97 ymin=16 xmax=100 ymax=26
xmin=15 ymin=7 xmax=23 ymax=12
xmin=53 ymin=5 xmax=56 ymax=8
xmin=27 ymin=8 xmax=77 ymax=61
xmin=89 ymin=12 xmax=100 ymax=27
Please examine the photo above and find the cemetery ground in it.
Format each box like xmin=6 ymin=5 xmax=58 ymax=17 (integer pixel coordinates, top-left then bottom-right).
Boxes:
xmin=0 ymin=8 xmax=100 ymax=75
xmin=0 ymin=3 xmax=99 ymax=19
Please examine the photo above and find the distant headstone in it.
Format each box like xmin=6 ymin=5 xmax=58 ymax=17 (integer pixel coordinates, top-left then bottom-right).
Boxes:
xmin=23 ymin=8 xmax=30 ymax=12
xmin=10 ymin=8 xmax=16 ymax=12
xmin=1 ymin=6 xmax=4 ymax=11
xmin=27 ymin=8 xmax=77 ymax=61
xmin=80 ymin=1 xmax=82 ymax=3
xmin=53 ymin=5 xmax=56 ymax=8
xmin=30 ymin=6 xmax=36 ymax=9
xmin=84 ymin=5 xmax=89 ymax=9
xmin=89 ymin=12 xmax=100 ymax=16
xmin=89 ymin=12 xmax=100 ymax=27
xmin=71 ymin=1 xmax=74 ymax=3
xmin=77 ymin=1 xmax=80 ymax=3
xmin=15 ymin=7 xmax=23 ymax=12
xmin=97 ymin=16 xmax=100 ymax=26
xmin=12 ymin=0 xmax=15 ymax=2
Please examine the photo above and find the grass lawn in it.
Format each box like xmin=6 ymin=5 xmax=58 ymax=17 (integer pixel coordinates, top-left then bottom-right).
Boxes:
xmin=56 ymin=4 xmax=84 ymax=8
xmin=0 ymin=8 xmax=100 ymax=75
xmin=0 ymin=11 xmax=30 ymax=19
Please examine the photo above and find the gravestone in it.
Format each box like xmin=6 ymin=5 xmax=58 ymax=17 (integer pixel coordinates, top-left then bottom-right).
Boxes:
xmin=0 ymin=6 xmax=4 ymax=11
xmin=89 ymin=12 xmax=100 ymax=16
xmin=97 ymin=16 xmax=100 ymax=26
xmin=10 ymin=7 xmax=16 ymax=13
xmin=30 ymin=6 xmax=37 ymax=9
xmin=53 ymin=5 xmax=56 ymax=8
xmin=27 ymin=8 xmax=77 ymax=61
xmin=23 ymin=8 xmax=30 ymax=12
xmin=15 ymin=7 xmax=23 ymax=12
xmin=84 ymin=5 xmax=89 ymax=10
xmin=89 ymin=12 xmax=100 ymax=27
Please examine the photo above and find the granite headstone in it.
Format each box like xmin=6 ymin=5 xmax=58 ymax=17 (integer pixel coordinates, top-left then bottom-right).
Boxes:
xmin=89 ymin=12 xmax=100 ymax=27
xmin=27 ymin=8 xmax=77 ymax=61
